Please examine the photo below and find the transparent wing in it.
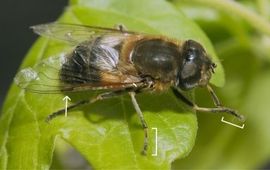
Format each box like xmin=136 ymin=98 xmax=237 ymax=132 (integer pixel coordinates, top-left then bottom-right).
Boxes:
xmin=31 ymin=22 xmax=138 ymax=45
xmin=14 ymin=54 xmax=72 ymax=93
xmin=14 ymin=54 xmax=142 ymax=94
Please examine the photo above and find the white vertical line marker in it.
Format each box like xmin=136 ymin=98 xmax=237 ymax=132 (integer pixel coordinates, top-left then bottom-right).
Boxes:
xmin=221 ymin=117 xmax=245 ymax=129
xmin=152 ymin=127 xmax=158 ymax=156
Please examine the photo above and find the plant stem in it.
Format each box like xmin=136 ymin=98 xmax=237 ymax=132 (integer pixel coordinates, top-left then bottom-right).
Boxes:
xmin=181 ymin=0 xmax=270 ymax=36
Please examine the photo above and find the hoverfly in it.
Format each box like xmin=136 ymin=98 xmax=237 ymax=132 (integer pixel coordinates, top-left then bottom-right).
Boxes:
xmin=15 ymin=23 xmax=245 ymax=155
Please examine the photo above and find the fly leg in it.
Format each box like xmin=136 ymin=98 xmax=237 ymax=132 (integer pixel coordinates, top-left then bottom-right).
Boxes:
xmin=172 ymin=88 xmax=245 ymax=122
xmin=206 ymin=85 xmax=222 ymax=107
xmin=114 ymin=24 xmax=127 ymax=32
xmin=47 ymin=79 xmax=153 ymax=155
xmin=129 ymin=91 xmax=149 ymax=155
xmin=46 ymin=90 xmax=128 ymax=122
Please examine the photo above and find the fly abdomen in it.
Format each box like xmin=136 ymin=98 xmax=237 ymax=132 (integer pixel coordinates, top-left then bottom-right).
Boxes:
xmin=60 ymin=35 xmax=123 ymax=85
xmin=60 ymin=39 xmax=101 ymax=85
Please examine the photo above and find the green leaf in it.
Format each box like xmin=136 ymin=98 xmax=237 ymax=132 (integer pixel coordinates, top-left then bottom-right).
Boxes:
xmin=0 ymin=0 xmax=224 ymax=169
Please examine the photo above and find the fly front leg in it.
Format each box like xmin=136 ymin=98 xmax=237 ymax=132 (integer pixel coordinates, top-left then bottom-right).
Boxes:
xmin=172 ymin=88 xmax=245 ymax=122
xmin=206 ymin=85 xmax=222 ymax=107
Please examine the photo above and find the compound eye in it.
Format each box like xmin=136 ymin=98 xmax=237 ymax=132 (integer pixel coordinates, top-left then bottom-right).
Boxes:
xmin=177 ymin=40 xmax=206 ymax=90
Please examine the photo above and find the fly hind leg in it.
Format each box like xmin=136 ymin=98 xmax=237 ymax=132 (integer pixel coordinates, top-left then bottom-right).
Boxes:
xmin=47 ymin=81 xmax=152 ymax=155
xmin=45 ymin=90 xmax=127 ymax=122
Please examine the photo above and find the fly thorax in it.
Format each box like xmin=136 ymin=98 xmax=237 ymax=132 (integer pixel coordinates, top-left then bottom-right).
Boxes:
xmin=131 ymin=38 xmax=180 ymax=82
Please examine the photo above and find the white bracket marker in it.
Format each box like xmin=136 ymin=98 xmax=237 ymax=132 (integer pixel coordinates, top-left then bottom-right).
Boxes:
xmin=221 ymin=117 xmax=245 ymax=129
xmin=152 ymin=127 xmax=158 ymax=156
xmin=62 ymin=96 xmax=71 ymax=117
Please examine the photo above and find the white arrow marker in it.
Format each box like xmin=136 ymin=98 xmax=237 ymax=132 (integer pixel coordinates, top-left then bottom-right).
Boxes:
xmin=62 ymin=96 xmax=71 ymax=117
